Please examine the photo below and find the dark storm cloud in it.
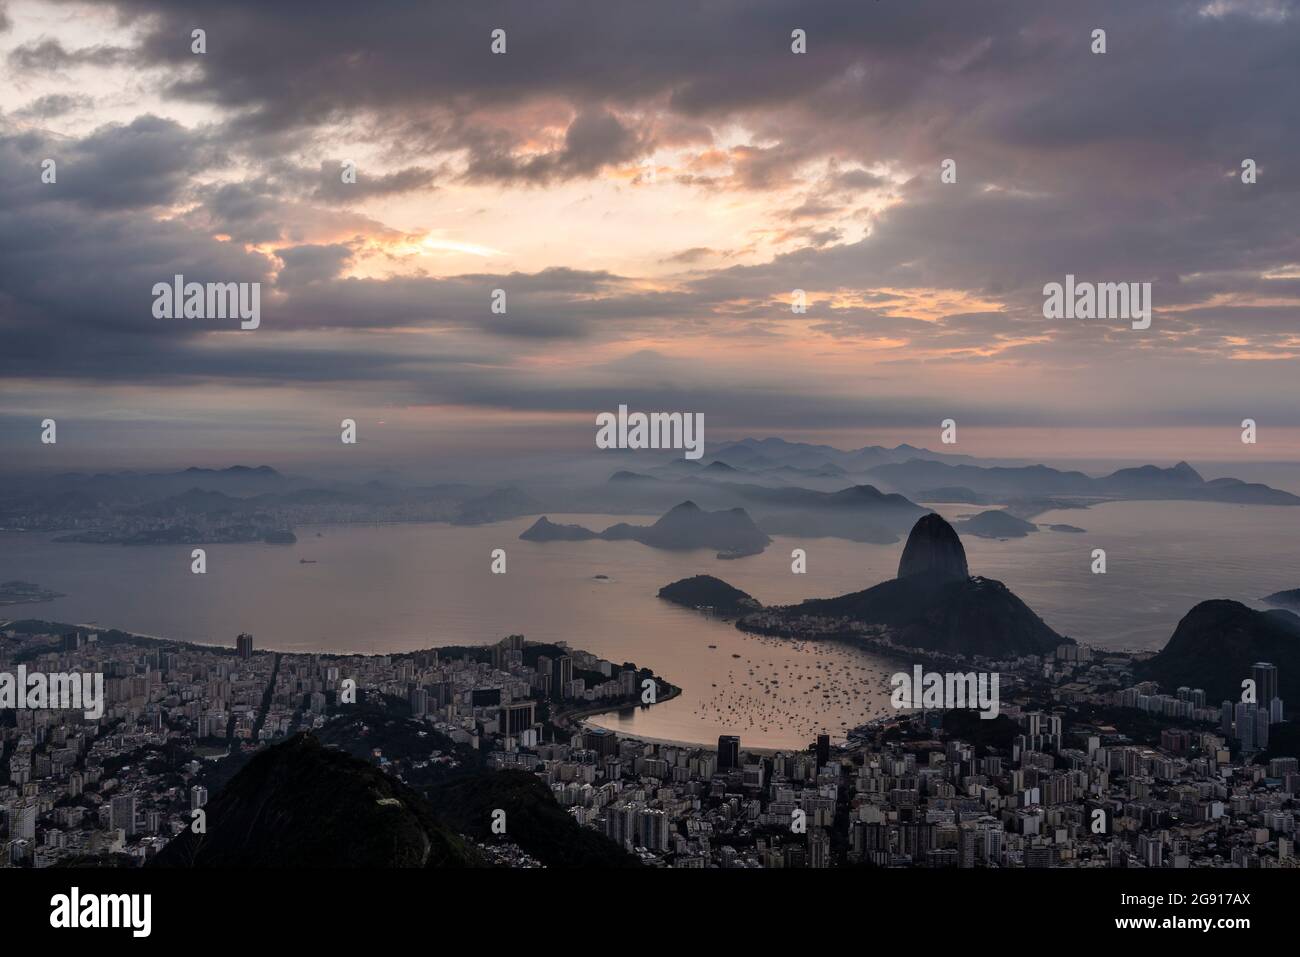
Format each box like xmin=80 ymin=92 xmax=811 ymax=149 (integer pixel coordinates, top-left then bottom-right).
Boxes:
xmin=30 ymin=0 xmax=1300 ymax=200
xmin=4 ymin=0 xmax=1300 ymax=432
xmin=688 ymin=173 xmax=1300 ymax=324
xmin=463 ymin=109 xmax=645 ymax=184
xmin=0 ymin=124 xmax=269 ymax=377
xmin=195 ymin=181 xmax=286 ymax=245
xmin=275 ymin=243 xmax=354 ymax=287
xmin=36 ymin=0 xmax=1300 ymax=207
xmin=0 ymin=116 xmax=220 ymax=211
xmin=264 ymin=266 xmax=700 ymax=340
xmin=0 ymin=122 xmax=691 ymax=383
xmin=50 ymin=0 xmax=1096 ymax=179
xmin=54 ymin=115 xmax=217 ymax=209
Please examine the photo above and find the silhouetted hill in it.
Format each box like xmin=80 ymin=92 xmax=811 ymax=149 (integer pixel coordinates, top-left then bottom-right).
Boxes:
xmin=736 ymin=482 xmax=926 ymax=543
xmin=793 ymin=574 xmax=1064 ymax=657
xmin=953 ymin=510 xmax=1038 ymax=539
xmin=1139 ymin=600 xmax=1300 ymax=703
xmin=571 ymin=465 xmax=927 ymax=544
xmin=609 ymin=501 xmax=769 ymax=555
xmin=520 ymin=516 xmax=600 ymax=541
xmin=897 ymin=512 xmax=969 ymax=582
xmin=1263 ymin=588 xmax=1300 ymax=611
xmin=709 ymin=437 xmax=975 ymax=471
xmin=424 ymin=769 xmax=641 ymax=868
xmin=608 ymin=470 xmax=658 ymax=483
xmin=658 ymin=515 xmax=1065 ymax=657
xmin=659 ymin=575 xmax=761 ymax=617
xmin=867 ymin=458 xmax=1300 ymax=506
xmin=758 ymin=514 xmax=1066 ymax=657
xmin=1100 ymin=461 xmax=1203 ymax=493
xmin=152 ymin=734 xmax=482 ymax=868
xmin=522 ymin=501 xmax=771 ymax=556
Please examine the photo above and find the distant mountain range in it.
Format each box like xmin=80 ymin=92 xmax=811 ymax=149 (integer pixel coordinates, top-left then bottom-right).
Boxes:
xmin=578 ymin=441 xmax=1296 ymax=544
xmin=865 ymin=459 xmax=1300 ymax=507
xmin=590 ymin=474 xmax=928 ymax=544
xmin=523 ymin=501 xmax=771 ymax=558
xmin=7 ymin=443 xmax=1294 ymax=551
xmin=0 ymin=465 xmax=544 ymax=539
xmin=708 ymin=437 xmax=979 ymax=472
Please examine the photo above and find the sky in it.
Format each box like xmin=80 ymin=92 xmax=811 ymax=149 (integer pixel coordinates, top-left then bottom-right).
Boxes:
xmin=1 ymin=0 xmax=1299 ymax=470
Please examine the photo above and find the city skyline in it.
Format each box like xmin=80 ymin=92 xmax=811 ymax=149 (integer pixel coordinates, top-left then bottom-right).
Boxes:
xmin=1 ymin=1 xmax=1298 ymax=927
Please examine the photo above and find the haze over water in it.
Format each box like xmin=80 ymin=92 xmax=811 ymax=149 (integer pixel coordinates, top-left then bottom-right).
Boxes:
xmin=3 ymin=501 xmax=1299 ymax=749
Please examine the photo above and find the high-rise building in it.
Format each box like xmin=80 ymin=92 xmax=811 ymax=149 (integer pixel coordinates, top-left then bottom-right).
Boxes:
xmin=500 ymin=700 xmax=536 ymax=737
xmin=236 ymin=633 xmax=254 ymax=660
xmin=409 ymin=687 xmax=428 ymax=716
xmin=12 ymin=803 xmax=36 ymax=841
xmin=718 ymin=735 xmax=740 ymax=770
xmin=809 ymin=828 xmax=831 ymax=868
xmin=1252 ymin=663 xmax=1278 ymax=710
xmin=537 ymin=655 xmax=552 ymax=696
xmin=110 ymin=794 xmax=137 ymax=837
xmin=1255 ymin=707 xmax=1270 ymax=750
xmin=190 ymin=786 xmax=207 ymax=810
xmin=816 ymin=734 xmax=830 ymax=768
xmin=639 ymin=809 xmax=670 ymax=852
xmin=586 ymin=727 xmax=619 ymax=757
xmin=551 ymin=655 xmax=572 ymax=701
xmin=1234 ymin=701 xmax=1255 ymax=749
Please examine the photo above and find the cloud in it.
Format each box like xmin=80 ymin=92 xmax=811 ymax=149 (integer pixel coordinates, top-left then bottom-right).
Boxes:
xmin=54 ymin=115 xmax=218 ymax=209
xmin=2 ymin=0 xmax=1299 ymax=448
xmin=12 ymin=93 xmax=95 ymax=119
xmin=309 ymin=161 xmax=440 ymax=203
xmin=8 ymin=38 xmax=132 ymax=72
xmin=464 ymin=108 xmax=648 ymax=184
xmin=661 ymin=246 xmax=723 ymax=264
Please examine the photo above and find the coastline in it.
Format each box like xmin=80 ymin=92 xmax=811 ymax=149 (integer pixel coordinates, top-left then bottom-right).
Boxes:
xmin=556 ymin=680 xmax=683 ymax=734
xmin=575 ymin=719 xmax=800 ymax=756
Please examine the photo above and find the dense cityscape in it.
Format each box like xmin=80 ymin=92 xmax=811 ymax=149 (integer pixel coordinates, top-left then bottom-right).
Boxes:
xmin=3 ymin=620 xmax=1294 ymax=869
